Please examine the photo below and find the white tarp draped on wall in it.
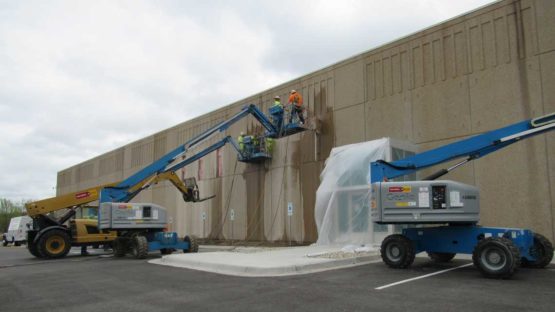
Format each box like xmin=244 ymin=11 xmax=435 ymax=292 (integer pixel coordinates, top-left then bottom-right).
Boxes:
xmin=314 ymin=138 xmax=389 ymax=246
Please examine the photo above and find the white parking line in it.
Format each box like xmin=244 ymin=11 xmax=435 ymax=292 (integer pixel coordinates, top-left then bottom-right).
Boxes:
xmin=375 ymin=263 xmax=473 ymax=290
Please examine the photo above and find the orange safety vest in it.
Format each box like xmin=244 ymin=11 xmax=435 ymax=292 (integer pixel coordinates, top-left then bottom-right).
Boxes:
xmin=288 ymin=93 xmax=303 ymax=107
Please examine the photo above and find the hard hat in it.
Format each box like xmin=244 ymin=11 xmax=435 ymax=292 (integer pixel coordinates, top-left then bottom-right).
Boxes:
xmin=291 ymin=90 xmax=296 ymax=93
xmin=240 ymin=131 xmax=245 ymax=136
xmin=274 ymin=95 xmax=280 ymax=100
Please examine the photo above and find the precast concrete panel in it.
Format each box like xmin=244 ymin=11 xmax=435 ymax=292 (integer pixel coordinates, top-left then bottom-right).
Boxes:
xmin=268 ymin=133 xmax=293 ymax=169
xmin=297 ymin=125 xmax=316 ymax=165
xmin=56 ymin=169 xmax=73 ymax=195
xmin=190 ymin=178 xmax=212 ymax=239
xmin=548 ymin=134 xmax=555 ymax=240
xmin=412 ymin=78 xmax=472 ymax=143
xmin=300 ymin=161 xmax=320 ymax=242
xmin=365 ymin=93 xmax=413 ymax=142
xmin=243 ymin=170 xmax=266 ymax=241
xmin=204 ymin=177 xmax=225 ymax=240
xmin=333 ymin=104 xmax=365 ymax=146
xmin=535 ymin=0 xmax=555 ymax=53
xmin=284 ymin=164 xmax=303 ymax=243
xmin=520 ymin=1 xmax=541 ymax=58
xmin=217 ymin=174 xmax=247 ymax=240
xmin=474 ymin=136 xmax=553 ymax=239
xmin=365 ymin=48 xmax=414 ymax=142
xmin=264 ymin=165 xmax=288 ymax=242
xmin=175 ymin=194 xmax=195 ymax=237
xmin=468 ymin=59 xmax=544 ymax=132
xmin=202 ymin=149 xmax=217 ymax=180
xmin=539 ymin=50 xmax=555 ymax=239
xmin=333 ymin=60 xmax=365 ymax=110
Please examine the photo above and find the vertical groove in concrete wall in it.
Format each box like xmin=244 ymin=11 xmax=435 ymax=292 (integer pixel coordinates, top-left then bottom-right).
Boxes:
xmin=57 ymin=0 xmax=555 ymax=242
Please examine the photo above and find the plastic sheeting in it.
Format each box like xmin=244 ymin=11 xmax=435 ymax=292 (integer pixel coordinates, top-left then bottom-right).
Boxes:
xmin=314 ymin=138 xmax=389 ymax=246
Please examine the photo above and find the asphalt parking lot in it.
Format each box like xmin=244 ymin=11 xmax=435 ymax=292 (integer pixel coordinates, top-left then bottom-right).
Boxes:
xmin=1 ymin=246 xmax=554 ymax=312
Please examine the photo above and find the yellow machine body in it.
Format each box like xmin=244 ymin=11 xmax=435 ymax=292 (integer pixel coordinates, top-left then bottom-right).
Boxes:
xmin=70 ymin=219 xmax=117 ymax=244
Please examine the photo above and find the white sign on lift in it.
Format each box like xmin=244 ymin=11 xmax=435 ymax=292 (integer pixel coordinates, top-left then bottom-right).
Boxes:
xmin=202 ymin=211 xmax=206 ymax=221
xmin=230 ymin=209 xmax=235 ymax=221
xmin=287 ymin=202 xmax=293 ymax=216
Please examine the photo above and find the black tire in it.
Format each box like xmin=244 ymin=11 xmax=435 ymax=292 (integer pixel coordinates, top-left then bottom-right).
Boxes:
xmin=2 ymin=240 xmax=7 ymax=247
xmin=27 ymin=241 xmax=42 ymax=258
xmin=160 ymin=248 xmax=173 ymax=255
xmin=37 ymin=229 xmax=71 ymax=259
xmin=427 ymin=252 xmax=456 ymax=263
xmin=131 ymin=235 xmax=148 ymax=259
xmin=14 ymin=242 xmax=21 ymax=247
xmin=521 ymin=233 xmax=554 ymax=268
xmin=472 ymin=237 xmax=520 ymax=279
xmin=183 ymin=235 xmax=199 ymax=253
xmin=380 ymin=234 xmax=415 ymax=269
xmin=113 ymin=238 xmax=127 ymax=258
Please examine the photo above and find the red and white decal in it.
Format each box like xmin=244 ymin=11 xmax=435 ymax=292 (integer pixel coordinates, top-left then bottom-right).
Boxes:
xmin=388 ymin=186 xmax=411 ymax=193
xmin=75 ymin=191 xmax=90 ymax=199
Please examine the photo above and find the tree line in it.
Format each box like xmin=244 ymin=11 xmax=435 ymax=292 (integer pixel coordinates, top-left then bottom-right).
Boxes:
xmin=0 ymin=198 xmax=27 ymax=233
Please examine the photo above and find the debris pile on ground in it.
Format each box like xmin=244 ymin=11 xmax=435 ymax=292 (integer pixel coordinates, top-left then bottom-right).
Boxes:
xmin=228 ymin=247 xmax=286 ymax=253
xmin=307 ymin=245 xmax=376 ymax=259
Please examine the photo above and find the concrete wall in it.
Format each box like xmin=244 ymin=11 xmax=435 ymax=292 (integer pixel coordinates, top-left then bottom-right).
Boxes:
xmin=58 ymin=0 xmax=555 ymax=243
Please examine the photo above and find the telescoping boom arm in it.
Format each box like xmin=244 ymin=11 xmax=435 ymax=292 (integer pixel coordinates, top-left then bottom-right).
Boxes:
xmin=116 ymin=136 xmax=242 ymax=203
xmin=26 ymin=104 xmax=281 ymax=215
xmin=99 ymin=104 xmax=278 ymax=204
xmin=370 ymin=112 xmax=555 ymax=183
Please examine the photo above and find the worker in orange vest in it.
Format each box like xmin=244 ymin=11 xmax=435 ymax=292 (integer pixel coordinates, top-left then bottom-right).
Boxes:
xmin=288 ymin=90 xmax=305 ymax=124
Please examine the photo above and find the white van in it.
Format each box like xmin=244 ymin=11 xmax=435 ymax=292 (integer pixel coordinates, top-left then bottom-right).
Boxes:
xmin=2 ymin=216 xmax=32 ymax=246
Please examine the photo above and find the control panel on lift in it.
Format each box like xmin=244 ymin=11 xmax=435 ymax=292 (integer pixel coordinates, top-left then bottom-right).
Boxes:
xmin=371 ymin=180 xmax=480 ymax=224
xmin=99 ymin=202 xmax=167 ymax=230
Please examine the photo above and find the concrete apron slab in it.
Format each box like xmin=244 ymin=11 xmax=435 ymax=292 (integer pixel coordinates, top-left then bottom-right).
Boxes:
xmin=149 ymin=245 xmax=380 ymax=277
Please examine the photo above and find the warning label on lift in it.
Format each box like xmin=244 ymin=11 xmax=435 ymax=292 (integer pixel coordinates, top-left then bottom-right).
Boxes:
xmin=75 ymin=191 xmax=91 ymax=199
xmin=388 ymin=186 xmax=412 ymax=193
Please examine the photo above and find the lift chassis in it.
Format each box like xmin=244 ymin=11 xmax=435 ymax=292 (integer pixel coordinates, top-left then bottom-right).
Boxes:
xmin=371 ymin=112 xmax=555 ymax=278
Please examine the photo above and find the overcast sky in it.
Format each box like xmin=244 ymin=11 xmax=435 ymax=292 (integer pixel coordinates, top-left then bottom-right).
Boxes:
xmin=0 ymin=0 xmax=497 ymax=202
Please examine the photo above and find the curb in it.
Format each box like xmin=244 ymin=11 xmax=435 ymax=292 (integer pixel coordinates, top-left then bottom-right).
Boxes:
xmin=150 ymin=253 xmax=381 ymax=277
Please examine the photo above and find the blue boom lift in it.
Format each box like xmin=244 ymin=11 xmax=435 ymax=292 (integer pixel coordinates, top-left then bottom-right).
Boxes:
xmin=370 ymin=112 xmax=555 ymax=278
xmin=96 ymin=103 xmax=308 ymax=258
xmin=25 ymin=103 xmax=308 ymax=259
xmin=98 ymin=103 xmax=307 ymax=203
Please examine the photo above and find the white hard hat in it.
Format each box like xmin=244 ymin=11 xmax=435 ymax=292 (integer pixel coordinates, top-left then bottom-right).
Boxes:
xmin=291 ymin=89 xmax=296 ymax=93
xmin=240 ymin=131 xmax=245 ymax=136
xmin=274 ymin=95 xmax=280 ymax=99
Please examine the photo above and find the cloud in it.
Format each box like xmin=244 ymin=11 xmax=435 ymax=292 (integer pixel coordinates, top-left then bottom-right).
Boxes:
xmin=0 ymin=0 xmax=496 ymax=201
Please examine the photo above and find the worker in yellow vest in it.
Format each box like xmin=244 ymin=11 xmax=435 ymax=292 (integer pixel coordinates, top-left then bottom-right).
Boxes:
xmin=237 ymin=132 xmax=245 ymax=153
xmin=273 ymin=95 xmax=283 ymax=109
xmin=265 ymin=137 xmax=275 ymax=154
